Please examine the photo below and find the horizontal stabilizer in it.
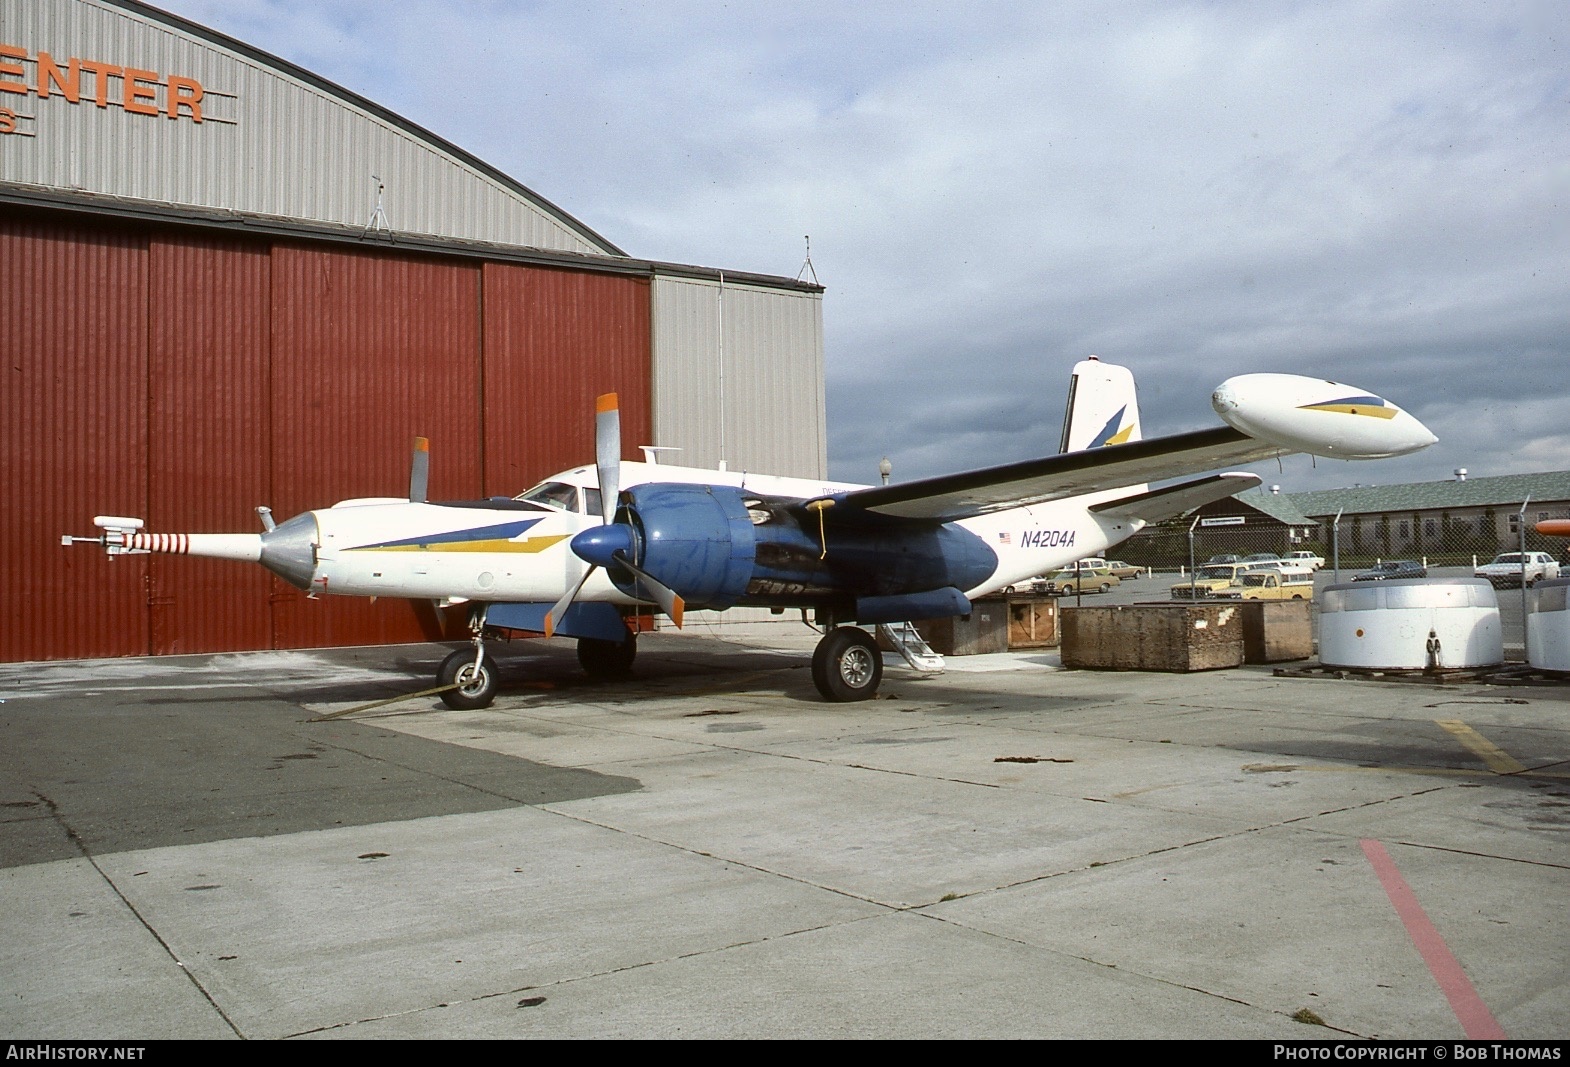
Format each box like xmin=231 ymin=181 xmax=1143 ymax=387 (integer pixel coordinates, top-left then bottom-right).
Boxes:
xmin=1090 ymin=472 xmax=1262 ymax=527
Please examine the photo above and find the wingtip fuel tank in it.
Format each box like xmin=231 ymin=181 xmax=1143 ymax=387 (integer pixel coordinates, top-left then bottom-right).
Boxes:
xmin=1210 ymin=373 xmax=1437 ymax=459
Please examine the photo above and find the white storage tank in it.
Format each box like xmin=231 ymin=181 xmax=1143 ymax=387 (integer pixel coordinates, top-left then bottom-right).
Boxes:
xmin=1318 ymin=578 xmax=1503 ymax=670
xmin=1527 ymin=577 xmax=1570 ymax=672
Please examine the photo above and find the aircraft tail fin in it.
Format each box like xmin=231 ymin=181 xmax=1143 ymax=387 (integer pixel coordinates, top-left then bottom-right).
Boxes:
xmin=1059 ymin=357 xmax=1141 ymax=454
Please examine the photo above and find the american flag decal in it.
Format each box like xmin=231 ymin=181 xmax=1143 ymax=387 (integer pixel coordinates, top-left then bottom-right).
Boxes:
xmin=998 ymin=532 xmax=1012 ymax=545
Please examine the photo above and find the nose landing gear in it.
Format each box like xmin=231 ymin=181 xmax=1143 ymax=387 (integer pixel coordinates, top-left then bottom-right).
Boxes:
xmin=438 ymin=607 xmax=499 ymax=710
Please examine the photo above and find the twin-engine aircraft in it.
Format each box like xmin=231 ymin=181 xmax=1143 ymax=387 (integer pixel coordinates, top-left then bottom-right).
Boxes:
xmin=65 ymin=359 xmax=1435 ymax=706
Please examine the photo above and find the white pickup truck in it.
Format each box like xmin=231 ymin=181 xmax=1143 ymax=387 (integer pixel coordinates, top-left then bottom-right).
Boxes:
xmin=1475 ymin=552 xmax=1561 ymax=587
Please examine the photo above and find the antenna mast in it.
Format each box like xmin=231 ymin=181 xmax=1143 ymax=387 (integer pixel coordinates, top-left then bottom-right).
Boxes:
xmin=796 ymin=235 xmax=819 ymax=285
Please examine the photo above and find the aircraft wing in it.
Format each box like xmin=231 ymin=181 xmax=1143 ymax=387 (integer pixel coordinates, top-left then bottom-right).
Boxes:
xmin=824 ymin=426 xmax=1283 ymax=523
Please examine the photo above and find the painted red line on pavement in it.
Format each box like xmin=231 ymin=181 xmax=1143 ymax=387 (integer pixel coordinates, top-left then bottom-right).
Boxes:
xmin=1361 ymin=838 xmax=1506 ymax=1038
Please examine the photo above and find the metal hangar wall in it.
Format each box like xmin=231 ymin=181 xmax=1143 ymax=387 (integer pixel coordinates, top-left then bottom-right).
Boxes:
xmin=0 ymin=0 xmax=827 ymax=662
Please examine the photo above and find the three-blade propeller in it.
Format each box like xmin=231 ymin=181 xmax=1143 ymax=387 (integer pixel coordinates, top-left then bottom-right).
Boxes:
xmin=542 ymin=394 xmax=685 ymax=637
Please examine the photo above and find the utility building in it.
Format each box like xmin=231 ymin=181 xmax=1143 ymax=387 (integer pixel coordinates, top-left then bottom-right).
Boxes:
xmin=1 ymin=0 xmax=826 ymax=662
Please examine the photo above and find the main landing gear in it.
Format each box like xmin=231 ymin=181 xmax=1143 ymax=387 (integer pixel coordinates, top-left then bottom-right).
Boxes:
xmin=577 ymin=634 xmax=638 ymax=679
xmin=811 ymin=626 xmax=883 ymax=702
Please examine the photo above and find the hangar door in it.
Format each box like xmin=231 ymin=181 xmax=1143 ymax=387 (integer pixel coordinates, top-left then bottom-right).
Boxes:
xmin=2 ymin=210 xmax=651 ymax=662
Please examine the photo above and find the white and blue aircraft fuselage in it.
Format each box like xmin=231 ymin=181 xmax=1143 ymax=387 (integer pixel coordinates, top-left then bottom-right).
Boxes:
xmin=66 ymin=360 xmax=1436 ymax=705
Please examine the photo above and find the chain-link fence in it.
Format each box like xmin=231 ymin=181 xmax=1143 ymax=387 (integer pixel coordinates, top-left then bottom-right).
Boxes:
xmin=1118 ymin=498 xmax=1570 ymax=580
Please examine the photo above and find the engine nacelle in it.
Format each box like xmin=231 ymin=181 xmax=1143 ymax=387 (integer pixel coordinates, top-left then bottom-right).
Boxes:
xmin=607 ymin=482 xmax=999 ymax=616
xmin=616 ymin=483 xmax=760 ymax=610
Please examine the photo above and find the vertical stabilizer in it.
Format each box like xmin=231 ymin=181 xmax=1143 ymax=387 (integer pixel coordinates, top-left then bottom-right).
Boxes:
xmin=1058 ymin=356 xmax=1141 ymax=454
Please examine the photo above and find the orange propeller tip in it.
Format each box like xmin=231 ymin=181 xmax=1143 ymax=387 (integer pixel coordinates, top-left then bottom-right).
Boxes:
xmin=413 ymin=436 xmax=429 ymax=451
xmin=596 ymin=393 xmax=619 ymax=413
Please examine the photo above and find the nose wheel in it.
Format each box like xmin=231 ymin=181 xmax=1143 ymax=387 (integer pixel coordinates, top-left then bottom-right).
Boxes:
xmin=437 ymin=647 xmax=498 ymax=710
xmin=812 ymin=626 xmax=883 ymax=702
xmin=437 ymin=606 xmax=499 ymax=710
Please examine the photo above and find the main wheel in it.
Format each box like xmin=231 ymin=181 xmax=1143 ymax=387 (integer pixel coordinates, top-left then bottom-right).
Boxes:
xmin=577 ymin=634 xmax=637 ymax=679
xmin=811 ymin=627 xmax=883 ymax=702
xmin=437 ymin=648 xmax=499 ymax=710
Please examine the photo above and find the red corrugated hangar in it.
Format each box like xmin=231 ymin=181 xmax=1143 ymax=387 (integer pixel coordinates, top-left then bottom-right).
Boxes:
xmin=1 ymin=0 xmax=828 ymax=663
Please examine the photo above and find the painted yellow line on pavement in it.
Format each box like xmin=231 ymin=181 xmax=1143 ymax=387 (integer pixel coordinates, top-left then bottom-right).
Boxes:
xmin=1434 ymin=718 xmax=1529 ymax=775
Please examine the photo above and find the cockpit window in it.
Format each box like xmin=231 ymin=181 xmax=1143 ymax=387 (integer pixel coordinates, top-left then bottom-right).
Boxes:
xmin=585 ymin=488 xmax=603 ymax=518
xmin=517 ymin=481 xmax=579 ymax=512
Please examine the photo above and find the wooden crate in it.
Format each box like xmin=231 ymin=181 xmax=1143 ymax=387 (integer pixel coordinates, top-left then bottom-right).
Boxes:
xmin=1061 ymin=603 xmax=1243 ymax=671
xmin=1239 ymin=599 xmax=1314 ymax=663
xmin=915 ymin=597 xmax=1010 ymax=655
xmin=1006 ymin=596 xmax=1059 ymax=648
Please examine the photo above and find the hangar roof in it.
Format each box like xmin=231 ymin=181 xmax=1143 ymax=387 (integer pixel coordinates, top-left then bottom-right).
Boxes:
xmin=0 ymin=0 xmax=617 ymax=256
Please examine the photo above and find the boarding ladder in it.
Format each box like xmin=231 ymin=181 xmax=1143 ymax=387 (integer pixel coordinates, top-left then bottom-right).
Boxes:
xmin=877 ymin=621 xmax=946 ymax=675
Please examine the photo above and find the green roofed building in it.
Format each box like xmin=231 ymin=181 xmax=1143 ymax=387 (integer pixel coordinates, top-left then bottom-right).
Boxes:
xmin=1119 ymin=470 xmax=1570 ymax=568
xmin=1285 ymin=470 xmax=1570 ymax=560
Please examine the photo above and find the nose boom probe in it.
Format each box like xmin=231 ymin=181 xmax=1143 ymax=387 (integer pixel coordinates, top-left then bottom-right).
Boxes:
xmin=62 ymin=516 xmax=263 ymax=562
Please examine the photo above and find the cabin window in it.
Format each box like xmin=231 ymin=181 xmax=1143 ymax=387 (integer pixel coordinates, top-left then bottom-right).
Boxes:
xmin=518 ymin=482 xmax=579 ymax=512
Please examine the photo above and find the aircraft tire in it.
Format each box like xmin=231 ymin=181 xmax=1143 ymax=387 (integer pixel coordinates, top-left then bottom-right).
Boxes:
xmin=438 ymin=648 xmax=499 ymax=710
xmin=578 ymin=634 xmax=636 ymax=679
xmin=811 ymin=627 xmax=883 ymax=702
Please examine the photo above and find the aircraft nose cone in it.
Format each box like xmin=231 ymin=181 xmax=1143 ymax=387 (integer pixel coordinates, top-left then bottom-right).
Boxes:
xmin=257 ymin=511 xmax=320 ymax=590
xmin=571 ymin=524 xmax=635 ymax=568
xmin=1211 ymin=382 xmax=1239 ymax=415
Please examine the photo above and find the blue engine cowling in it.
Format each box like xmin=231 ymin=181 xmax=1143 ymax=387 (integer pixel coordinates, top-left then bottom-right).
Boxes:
xmin=615 ymin=483 xmax=759 ymax=610
xmin=605 ymin=483 xmax=998 ymax=617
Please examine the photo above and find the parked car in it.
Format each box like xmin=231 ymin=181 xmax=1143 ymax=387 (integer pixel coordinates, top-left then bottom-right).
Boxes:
xmin=1202 ymin=554 xmax=1243 ymax=566
xmin=1102 ymin=560 xmax=1142 ymax=580
xmin=1212 ymin=566 xmax=1316 ymax=600
xmin=1241 ymin=553 xmax=1284 ymax=565
xmin=1284 ymin=551 xmax=1326 ymax=570
xmin=1170 ymin=562 xmax=1268 ymax=599
xmin=1475 ymin=552 xmax=1561 ymax=587
xmin=1350 ymin=560 xmax=1427 ymax=581
xmin=1035 ymin=566 xmax=1121 ymax=596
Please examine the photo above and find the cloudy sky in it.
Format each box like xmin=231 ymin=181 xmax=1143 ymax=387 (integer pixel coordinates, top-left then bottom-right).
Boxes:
xmin=156 ymin=0 xmax=1569 ymax=493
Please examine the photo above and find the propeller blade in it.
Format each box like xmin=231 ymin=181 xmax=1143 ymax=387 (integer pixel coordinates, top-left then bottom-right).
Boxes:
xmin=409 ymin=436 xmax=430 ymax=503
xmin=546 ymin=395 xmax=625 ymax=639
xmin=543 ymin=563 xmax=596 ymax=638
xmin=616 ymin=553 xmax=685 ymax=629
xmin=595 ymin=393 xmax=620 ymax=524
xmin=556 ymin=393 xmax=684 ymax=632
